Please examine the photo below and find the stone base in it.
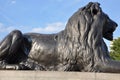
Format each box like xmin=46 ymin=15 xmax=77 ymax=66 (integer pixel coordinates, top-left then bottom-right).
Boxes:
xmin=0 ymin=71 xmax=120 ymax=80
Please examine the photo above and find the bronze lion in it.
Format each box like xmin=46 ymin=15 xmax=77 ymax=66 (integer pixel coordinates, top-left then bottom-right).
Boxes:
xmin=0 ymin=2 xmax=120 ymax=73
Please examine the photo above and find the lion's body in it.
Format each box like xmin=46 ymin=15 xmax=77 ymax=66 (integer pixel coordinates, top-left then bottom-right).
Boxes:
xmin=23 ymin=32 xmax=81 ymax=71
xmin=0 ymin=2 xmax=120 ymax=72
xmin=24 ymin=33 xmax=60 ymax=70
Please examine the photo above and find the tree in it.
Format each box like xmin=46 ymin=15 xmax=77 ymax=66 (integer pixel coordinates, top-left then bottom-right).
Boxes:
xmin=110 ymin=37 xmax=120 ymax=60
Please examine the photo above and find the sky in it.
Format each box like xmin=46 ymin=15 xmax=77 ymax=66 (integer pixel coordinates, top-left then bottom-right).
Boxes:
xmin=0 ymin=0 xmax=120 ymax=50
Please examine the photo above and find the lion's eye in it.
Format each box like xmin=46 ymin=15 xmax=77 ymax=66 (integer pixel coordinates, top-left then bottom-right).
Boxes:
xmin=92 ymin=9 xmax=98 ymax=15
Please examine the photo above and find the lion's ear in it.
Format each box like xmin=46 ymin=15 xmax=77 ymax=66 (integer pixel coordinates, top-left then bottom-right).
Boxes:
xmin=91 ymin=3 xmax=100 ymax=15
xmin=92 ymin=8 xmax=98 ymax=15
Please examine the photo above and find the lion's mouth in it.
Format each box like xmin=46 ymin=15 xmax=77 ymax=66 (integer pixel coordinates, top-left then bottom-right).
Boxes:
xmin=104 ymin=30 xmax=114 ymax=41
xmin=107 ymin=31 xmax=113 ymax=40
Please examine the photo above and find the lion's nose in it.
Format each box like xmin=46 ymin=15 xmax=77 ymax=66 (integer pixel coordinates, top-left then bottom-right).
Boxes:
xmin=109 ymin=20 xmax=118 ymax=31
xmin=110 ymin=20 xmax=118 ymax=30
xmin=113 ymin=22 xmax=118 ymax=31
xmin=114 ymin=22 xmax=118 ymax=27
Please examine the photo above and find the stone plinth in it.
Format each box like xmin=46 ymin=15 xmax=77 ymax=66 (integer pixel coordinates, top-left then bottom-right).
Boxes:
xmin=0 ymin=71 xmax=119 ymax=80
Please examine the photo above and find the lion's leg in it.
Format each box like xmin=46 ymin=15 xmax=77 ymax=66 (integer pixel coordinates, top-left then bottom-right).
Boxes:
xmin=0 ymin=30 xmax=24 ymax=63
xmin=96 ymin=60 xmax=120 ymax=73
xmin=0 ymin=58 xmax=46 ymax=70
xmin=19 ymin=58 xmax=47 ymax=70
xmin=0 ymin=32 xmax=13 ymax=60
xmin=0 ymin=30 xmax=29 ymax=70
xmin=0 ymin=60 xmax=20 ymax=70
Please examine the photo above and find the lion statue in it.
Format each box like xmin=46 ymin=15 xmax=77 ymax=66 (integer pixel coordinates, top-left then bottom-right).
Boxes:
xmin=0 ymin=2 xmax=120 ymax=73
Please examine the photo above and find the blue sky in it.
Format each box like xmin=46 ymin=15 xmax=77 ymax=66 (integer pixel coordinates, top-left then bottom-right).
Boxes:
xmin=0 ymin=0 xmax=120 ymax=49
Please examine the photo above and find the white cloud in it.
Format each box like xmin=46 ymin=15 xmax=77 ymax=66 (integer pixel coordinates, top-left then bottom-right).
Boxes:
xmin=31 ymin=22 xmax=65 ymax=33
xmin=55 ymin=0 xmax=81 ymax=2
xmin=0 ymin=22 xmax=66 ymax=41
xmin=75 ymin=0 xmax=81 ymax=2
xmin=0 ymin=22 xmax=66 ymax=34
xmin=0 ymin=23 xmax=15 ymax=32
xmin=11 ymin=0 xmax=16 ymax=4
xmin=56 ymin=0 xmax=63 ymax=2
xmin=0 ymin=22 xmax=16 ymax=41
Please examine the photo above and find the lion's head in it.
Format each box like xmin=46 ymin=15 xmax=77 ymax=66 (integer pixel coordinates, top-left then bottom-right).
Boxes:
xmin=62 ymin=2 xmax=118 ymax=71
xmin=102 ymin=14 xmax=117 ymax=41
xmin=65 ymin=2 xmax=117 ymax=42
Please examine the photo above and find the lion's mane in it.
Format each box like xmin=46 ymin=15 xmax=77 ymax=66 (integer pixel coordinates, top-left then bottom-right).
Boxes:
xmin=57 ymin=2 xmax=110 ymax=71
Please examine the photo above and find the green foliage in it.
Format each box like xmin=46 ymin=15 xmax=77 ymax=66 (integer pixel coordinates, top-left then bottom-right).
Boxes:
xmin=110 ymin=37 xmax=120 ymax=60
